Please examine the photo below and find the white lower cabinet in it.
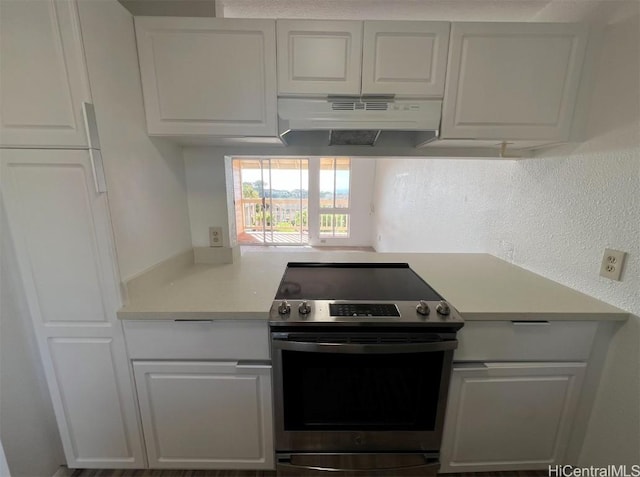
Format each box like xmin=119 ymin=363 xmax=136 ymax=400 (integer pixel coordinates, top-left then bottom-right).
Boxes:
xmin=133 ymin=360 xmax=274 ymax=469
xmin=440 ymin=362 xmax=586 ymax=473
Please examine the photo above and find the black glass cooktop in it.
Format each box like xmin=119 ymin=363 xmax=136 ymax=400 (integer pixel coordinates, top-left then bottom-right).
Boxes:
xmin=274 ymin=262 xmax=442 ymax=301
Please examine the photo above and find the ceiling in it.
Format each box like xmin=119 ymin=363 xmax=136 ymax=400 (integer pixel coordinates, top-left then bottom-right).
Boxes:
xmin=118 ymin=0 xmax=628 ymax=24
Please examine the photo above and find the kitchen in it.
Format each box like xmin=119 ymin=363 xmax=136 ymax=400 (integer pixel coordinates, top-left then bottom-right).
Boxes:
xmin=1 ymin=0 xmax=638 ymax=476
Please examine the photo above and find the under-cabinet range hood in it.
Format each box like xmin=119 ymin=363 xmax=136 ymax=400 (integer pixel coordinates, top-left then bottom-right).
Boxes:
xmin=278 ymin=97 xmax=442 ymax=147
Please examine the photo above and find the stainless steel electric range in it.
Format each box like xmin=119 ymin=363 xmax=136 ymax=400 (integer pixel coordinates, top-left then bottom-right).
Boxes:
xmin=269 ymin=262 xmax=464 ymax=476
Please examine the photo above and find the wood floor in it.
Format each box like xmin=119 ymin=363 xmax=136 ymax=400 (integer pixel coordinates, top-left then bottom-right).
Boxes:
xmin=64 ymin=467 xmax=548 ymax=477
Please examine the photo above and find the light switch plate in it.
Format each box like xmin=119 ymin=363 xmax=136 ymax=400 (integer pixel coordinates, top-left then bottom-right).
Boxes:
xmin=599 ymin=248 xmax=626 ymax=281
xmin=209 ymin=226 xmax=223 ymax=248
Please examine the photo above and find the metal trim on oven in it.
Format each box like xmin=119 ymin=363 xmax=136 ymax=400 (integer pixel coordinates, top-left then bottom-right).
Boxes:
xmin=276 ymin=452 xmax=440 ymax=475
xmin=272 ymin=339 xmax=458 ymax=354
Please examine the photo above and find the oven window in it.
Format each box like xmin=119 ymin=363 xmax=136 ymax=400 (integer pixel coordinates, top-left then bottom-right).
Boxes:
xmin=281 ymin=351 xmax=443 ymax=431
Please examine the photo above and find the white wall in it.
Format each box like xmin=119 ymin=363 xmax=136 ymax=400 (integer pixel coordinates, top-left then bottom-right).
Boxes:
xmin=374 ymin=158 xmax=510 ymax=253
xmin=77 ymin=0 xmax=192 ymax=280
xmin=184 ymin=148 xmax=231 ymax=248
xmin=184 ymin=148 xmax=376 ymax=247
xmin=373 ymin=5 xmax=640 ymax=465
xmin=1 ymin=201 xmax=64 ymax=477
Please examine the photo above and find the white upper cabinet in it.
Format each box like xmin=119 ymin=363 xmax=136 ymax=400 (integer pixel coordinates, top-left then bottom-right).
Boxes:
xmin=135 ymin=17 xmax=277 ymax=136
xmin=441 ymin=22 xmax=588 ymax=142
xmin=361 ymin=21 xmax=450 ymax=97
xmin=0 ymin=0 xmax=91 ymax=147
xmin=277 ymin=20 xmax=450 ymax=97
xmin=277 ymin=20 xmax=363 ymax=95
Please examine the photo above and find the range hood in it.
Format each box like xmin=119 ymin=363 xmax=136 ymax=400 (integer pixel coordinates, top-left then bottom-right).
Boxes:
xmin=278 ymin=97 xmax=442 ymax=147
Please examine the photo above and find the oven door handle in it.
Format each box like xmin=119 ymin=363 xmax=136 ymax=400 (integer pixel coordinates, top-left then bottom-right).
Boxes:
xmin=271 ymin=339 xmax=457 ymax=354
xmin=277 ymin=453 xmax=439 ymax=473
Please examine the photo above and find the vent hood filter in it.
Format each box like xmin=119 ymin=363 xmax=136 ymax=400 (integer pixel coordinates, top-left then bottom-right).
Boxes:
xmin=278 ymin=97 xmax=442 ymax=148
xmin=329 ymin=130 xmax=381 ymax=146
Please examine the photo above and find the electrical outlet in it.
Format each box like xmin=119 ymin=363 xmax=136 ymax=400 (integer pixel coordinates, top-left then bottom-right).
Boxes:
xmin=209 ymin=226 xmax=223 ymax=248
xmin=599 ymin=248 xmax=626 ymax=281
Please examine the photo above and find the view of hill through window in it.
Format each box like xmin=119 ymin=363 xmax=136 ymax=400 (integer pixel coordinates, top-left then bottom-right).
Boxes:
xmin=232 ymin=157 xmax=351 ymax=245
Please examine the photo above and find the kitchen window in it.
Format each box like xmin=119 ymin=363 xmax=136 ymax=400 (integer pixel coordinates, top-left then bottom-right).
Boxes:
xmin=232 ymin=157 xmax=352 ymax=246
xmin=319 ymin=157 xmax=351 ymax=239
xmin=232 ymin=158 xmax=309 ymax=245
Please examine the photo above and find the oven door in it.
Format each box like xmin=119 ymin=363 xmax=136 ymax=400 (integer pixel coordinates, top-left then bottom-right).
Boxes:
xmin=271 ymin=331 xmax=457 ymax=453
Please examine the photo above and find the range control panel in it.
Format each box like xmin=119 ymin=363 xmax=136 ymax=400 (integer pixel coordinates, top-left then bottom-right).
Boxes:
xmin=329 ymin=303 xmax=400 ymax=317
xmin=269 ymin=299 xmax=464 ymax=328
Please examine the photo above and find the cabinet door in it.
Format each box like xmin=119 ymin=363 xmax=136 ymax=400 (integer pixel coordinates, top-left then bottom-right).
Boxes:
xmin=135 ymin=17 xmax=277 ymax=136
xmin=0 ymin=0 xmax=91 ymax=147
xmin=0 ymin=149 xmax=145 ymax=468
xmin=133 ymin=361 xmax=274 ymax=469
xmin=277 ymin=20 xmax=363 ymax=95
xmin=362 ymin=21 xmax=449 ymax=97
xmin=441 ymin=23 xmax=588 ymax=141
xmin=440 ymin=362 xmax=586 ymax=473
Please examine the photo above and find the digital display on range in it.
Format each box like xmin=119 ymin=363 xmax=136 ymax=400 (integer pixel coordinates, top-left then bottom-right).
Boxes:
xmin=329 ymin=303 xmax=400 ymax=317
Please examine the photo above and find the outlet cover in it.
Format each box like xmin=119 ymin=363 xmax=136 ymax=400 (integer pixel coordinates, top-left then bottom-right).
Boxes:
xmin=209 ymin=226 xmax=223 ymax=248
xmin=600 ymin=248 xmax=626 ymax=281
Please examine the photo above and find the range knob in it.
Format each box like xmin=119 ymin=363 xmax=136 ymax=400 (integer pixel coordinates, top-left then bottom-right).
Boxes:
xmin=298 ymin=301 xmax=311 ymax=315
xmin=277 ymin=300 xmax=291 ymax=315
xmin=436 ymin=300 xmax=451 ymax=316
xmin=416 ymin=300 xmax=430 ymax=316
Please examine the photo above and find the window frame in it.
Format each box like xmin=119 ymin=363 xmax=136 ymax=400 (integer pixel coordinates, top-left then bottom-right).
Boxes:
xmin=229 ymin=156 xmax=358 ymax=248
xmin=317 ymin=157 xmax=351 ymax=240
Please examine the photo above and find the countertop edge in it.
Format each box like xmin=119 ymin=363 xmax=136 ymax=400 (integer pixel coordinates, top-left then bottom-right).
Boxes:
xmin=459 ymin=311 xmax=630 ymax=322
xmin=116 ymin=311 xmax=270 ymax=321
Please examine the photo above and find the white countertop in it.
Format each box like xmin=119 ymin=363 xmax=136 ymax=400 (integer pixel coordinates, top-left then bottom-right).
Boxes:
xmin=117 ymin=251 xmax=628 ymax=321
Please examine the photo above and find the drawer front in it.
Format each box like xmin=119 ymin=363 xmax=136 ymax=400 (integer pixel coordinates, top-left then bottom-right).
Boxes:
xmin=123 ymin=320 xmax=270 ymax=360
xmin=454 ymin=321 xmax=598 ymax=362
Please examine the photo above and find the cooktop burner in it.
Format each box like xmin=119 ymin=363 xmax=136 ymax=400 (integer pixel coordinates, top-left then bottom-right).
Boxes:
xmin=275 ymin=262 xmax=442 ymax=301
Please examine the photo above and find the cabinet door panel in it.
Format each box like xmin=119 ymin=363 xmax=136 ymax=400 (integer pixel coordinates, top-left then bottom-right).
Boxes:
xmin=1 ymin=151 xmax=116 ymax=325
xmin=442 ymin=23 xmax=587 ymax=141
xmin=362 ymin=21 xmax=449 ymax=97
xmin=440 ymin=362 xmax=586 ymax=473
xmin=134 ymin=361 xmax=274 ymax=469
xmin=135 ymin=17 xmax=277 ymax=136
xmin=277 ymin=20 xmax=362 ymax=95
xmin=48 ymin=337 xmax=138 ymax=465
xmin=0 ymin=0 xmax=91 ymax=147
